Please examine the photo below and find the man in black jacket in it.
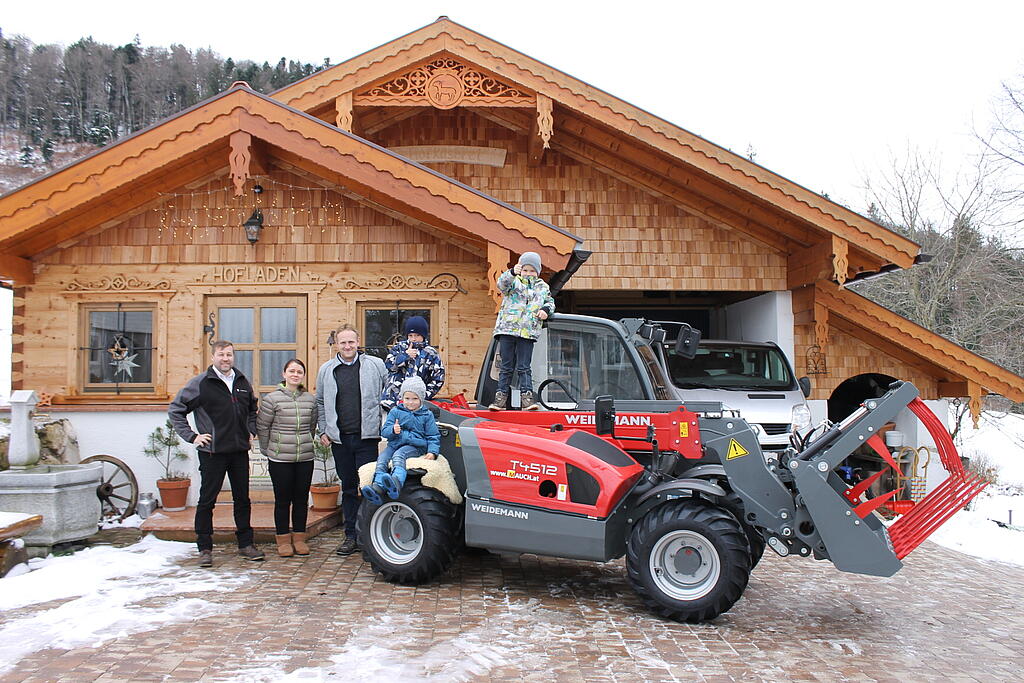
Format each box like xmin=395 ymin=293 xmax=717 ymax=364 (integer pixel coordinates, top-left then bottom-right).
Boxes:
xmin=169 ymin=340 xmax=264 ymax=567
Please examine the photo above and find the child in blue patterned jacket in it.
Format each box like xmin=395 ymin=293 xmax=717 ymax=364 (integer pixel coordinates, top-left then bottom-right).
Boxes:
xmin=379 ymin=315 xmax=445 ymax=410
xmin=489 ymin=251 xmax=554 ymax=411
xmin=362 ymin=376 xmax=440 ymax=504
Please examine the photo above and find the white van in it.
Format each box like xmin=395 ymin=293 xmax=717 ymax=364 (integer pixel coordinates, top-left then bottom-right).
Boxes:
xmin=660 ymin=337 xmax=812 ymax=452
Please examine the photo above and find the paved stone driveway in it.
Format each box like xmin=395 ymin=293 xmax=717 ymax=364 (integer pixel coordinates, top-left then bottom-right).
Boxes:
xmin=4 ymin=528 xmax=1022 ymax=682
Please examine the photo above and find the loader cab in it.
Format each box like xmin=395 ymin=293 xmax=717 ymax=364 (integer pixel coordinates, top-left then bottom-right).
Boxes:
xmin=475 ymin=314 xmax=674 ymax=410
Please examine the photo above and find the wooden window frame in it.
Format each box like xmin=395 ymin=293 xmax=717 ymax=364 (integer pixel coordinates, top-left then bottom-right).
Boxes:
xmin=203 ymin=295 xmax=308 ymax=395
xmin=63 ymin=294 xmax=173 ymax=401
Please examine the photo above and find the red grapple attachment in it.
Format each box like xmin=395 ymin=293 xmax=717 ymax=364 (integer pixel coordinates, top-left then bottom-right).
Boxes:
xmin=842 ymin=398 xmax=988 ymax=559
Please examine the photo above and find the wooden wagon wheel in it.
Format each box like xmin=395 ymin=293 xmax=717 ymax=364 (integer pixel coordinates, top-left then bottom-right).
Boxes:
xmin=80 ymin=454 xmax=139 ymax=522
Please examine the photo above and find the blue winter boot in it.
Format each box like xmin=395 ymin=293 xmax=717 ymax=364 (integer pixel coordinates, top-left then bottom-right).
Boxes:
xmin=361 ymin=483 xmax=384 ymax=506
xmin=381 ymin=472 xmax=402 ymax=500
xmin=392 ymin=466 xmax=407 ymax=488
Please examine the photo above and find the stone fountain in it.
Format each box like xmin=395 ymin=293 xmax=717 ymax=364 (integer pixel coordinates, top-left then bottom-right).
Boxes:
xmin=0 ymin=391 xmax=102 ymax=557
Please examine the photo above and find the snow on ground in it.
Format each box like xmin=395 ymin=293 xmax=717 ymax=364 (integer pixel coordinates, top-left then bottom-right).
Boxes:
xmin=0 ymin=535 xmax=252 ymax=674
xmin=226 ymin=595 xmax=664 ymax=682
xmin=99 ymin=513 xmax=144 ymax=530
xmin=927 ymin=409 xmax=1024 ymax=567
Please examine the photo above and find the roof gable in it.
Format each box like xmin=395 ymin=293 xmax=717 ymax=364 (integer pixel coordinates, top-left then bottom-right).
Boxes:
xmin=0 ymin=84 xmax=580 ymax=282
xmin=272 ymin=18 xmax=920 ymax=273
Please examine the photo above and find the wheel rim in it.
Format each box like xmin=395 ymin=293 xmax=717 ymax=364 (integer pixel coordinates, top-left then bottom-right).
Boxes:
xmin=80 ymin=454 xmax=139 ymax=521
xmin=649 ymin=530 xmax=721 ymax=601
xmin=370 ymin=501 xmax=423 ymax=565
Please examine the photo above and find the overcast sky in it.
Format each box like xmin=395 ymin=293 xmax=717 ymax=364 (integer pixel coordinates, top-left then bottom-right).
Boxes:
xmin=5 ymin=1 xmax=1024 ymax=213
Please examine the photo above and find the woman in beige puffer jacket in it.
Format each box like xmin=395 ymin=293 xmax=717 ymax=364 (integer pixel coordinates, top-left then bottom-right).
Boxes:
xmin=257 ymin=358 xmax=317 ymax=557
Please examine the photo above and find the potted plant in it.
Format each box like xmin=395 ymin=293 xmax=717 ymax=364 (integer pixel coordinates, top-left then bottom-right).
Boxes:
xmin=309 ymin=438 xmax=340 ymax=511
xmin=144 ymin=418 xmax=192 ymax=511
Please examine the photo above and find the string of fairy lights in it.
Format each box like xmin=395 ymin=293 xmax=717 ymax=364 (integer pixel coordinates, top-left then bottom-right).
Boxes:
xmin=155 ymin=176 xmax=347 ymax=240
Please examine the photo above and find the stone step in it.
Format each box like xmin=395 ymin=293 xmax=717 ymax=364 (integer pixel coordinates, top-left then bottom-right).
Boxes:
xmin=140 ymin=502 xmax=340 ymax=545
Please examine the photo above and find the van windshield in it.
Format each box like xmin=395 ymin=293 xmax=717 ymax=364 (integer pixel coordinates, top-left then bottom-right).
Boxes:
xmin=664 ymin=343 xmax=796 ymax=391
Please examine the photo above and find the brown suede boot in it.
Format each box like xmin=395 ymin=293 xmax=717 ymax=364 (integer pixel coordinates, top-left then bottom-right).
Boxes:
xmin=275 ymin=534 xmax=294 ymax=557
xmin=291 ymin=532 xmax=310 ymax=556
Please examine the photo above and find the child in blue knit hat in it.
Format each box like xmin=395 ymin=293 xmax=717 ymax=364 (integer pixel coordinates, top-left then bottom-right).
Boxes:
xmin=379 ymin=315 xmax=446 ymax=410
xmin=362 ymin=376 xmax=440 ymax=504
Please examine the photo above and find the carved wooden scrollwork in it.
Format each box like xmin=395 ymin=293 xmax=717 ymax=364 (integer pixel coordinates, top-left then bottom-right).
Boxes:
xmin=65 ymin=276 xmax=172 ymax=292
xmin=228 ymin=131 xmax=252 ymax=197
xmin=340 ymin=274 xmax=464 ymax=293
xmin=359 ymin=57 xmax=533 ymax=108
xmin=832 ymin=237 xmax=849 ymax=286
xmin=536 ymin=94 xmax=553 ymax=149
xmin=335 ymin=92 xmax=353 ymax=132
xmin=487 ymin=244 xmax=509 ymax=312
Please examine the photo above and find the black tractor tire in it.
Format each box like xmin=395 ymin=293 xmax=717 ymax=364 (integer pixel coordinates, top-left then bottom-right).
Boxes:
xmin=356 ymin=484 xmax=459 ymax=584
xmin=720 ymin=490 xmax=767 ymax=569
xmin=626 ymin=500 xmax=752 ymax=623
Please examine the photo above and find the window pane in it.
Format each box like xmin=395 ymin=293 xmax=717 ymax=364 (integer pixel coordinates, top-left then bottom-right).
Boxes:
xmin=540 ymin=323 xmax=644 ymax=401
xmin=219 ymin=308 xmax=253 ymax=343
xmin=260 ymin=349 xmax=296 ymax=386
xmin=362 ymin=308 xmax=431 ymax=360
xmin=232 ymin=350 xmax=253 ymax=380
xmin=261 ymin=308 xmax=296 ymax=343
xmin=87 ymin=309 xmax=153 ymax=385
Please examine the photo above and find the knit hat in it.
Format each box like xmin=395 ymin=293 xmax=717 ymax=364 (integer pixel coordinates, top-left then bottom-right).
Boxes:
xmin=404 ymin=315 xmax=429 ymax=338
xmin=518 ymin=251 xmax=542 ymax=274
xmin=400 ymin=376 xmax=427 ymax=401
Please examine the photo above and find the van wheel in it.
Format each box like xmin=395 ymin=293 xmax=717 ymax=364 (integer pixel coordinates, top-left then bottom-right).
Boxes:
xmin=626 ymin=500 xmax=752 ymax=622
xmin=357 ymin=485 xmax=458 ymax=583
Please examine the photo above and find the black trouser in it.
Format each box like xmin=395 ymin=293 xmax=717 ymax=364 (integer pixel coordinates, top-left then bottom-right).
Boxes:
xmin=267 ymin=459 xmax=315 ymax=534
xmin=331 ymin=434 xmax=380 ymax=538
xmin=195 ymin=450 xmax=252 ymax=551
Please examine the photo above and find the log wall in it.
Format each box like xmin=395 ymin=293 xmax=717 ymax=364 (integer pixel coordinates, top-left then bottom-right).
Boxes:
xmin=24 ymin=170 xmax=493 ymax=402
xmin=372 ymin=110 xmax=787 ymax=291
xmin=794 ymin=324 xmax=939 ymax=401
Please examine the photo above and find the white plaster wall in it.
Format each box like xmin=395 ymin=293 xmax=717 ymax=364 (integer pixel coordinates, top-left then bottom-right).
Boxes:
xmin=721 ymin=291 xmax=796 ymax=365
xmin=65 ymin=410 xmax=203 ymax=507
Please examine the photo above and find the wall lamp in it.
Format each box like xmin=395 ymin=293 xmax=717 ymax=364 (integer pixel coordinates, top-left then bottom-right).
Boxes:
xmin=242 ymin=183 xmax=265 ymax=245
xmin=243 ymin=208 xmax=264 ymax=245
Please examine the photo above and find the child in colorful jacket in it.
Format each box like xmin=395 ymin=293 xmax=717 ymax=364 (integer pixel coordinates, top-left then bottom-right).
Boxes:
xmin=489 ymin=251 xmax=555 ymax=411
xmin=379 ymin=315 xmax=445 ymax=410
xmin=362 ymin=376 xmax=440 ymax=504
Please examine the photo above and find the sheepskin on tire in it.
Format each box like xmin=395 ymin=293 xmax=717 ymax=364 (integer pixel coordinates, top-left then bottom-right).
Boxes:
xmin=356 ymin=484 xmax=458 ymax=584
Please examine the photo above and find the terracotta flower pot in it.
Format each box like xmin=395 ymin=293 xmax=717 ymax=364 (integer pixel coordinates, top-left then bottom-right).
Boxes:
xmin=156 ymin=478 xmax=190 ymax=512
xmin=309 ymin=483 xmax=341 ymax=511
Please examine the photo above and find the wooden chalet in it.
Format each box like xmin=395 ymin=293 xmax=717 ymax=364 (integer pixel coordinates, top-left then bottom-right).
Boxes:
xmin=0 ymin=16 xmax=1021 ymax=450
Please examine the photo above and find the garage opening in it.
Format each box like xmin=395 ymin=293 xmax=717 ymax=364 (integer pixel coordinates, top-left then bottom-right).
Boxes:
xmin=828 ymin=373 xmax=898 ymax=423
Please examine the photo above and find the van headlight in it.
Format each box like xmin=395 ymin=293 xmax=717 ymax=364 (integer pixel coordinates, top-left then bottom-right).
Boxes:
xmin=791 ymin=403 xmax=812 ymax=432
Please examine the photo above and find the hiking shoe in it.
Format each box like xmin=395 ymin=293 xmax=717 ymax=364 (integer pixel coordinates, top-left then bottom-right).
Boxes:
xmin=239 ymin=545 xmax=265 ymax=561
xmin=521 ymin=391 xmax=540 ymax=411
xmin=488 ymin=390 xmax=507 ymax=411
xmin=198 ymin=550 xmax=213 ymax=568
xmin=336 ymin=536 xmax=359 ymax=556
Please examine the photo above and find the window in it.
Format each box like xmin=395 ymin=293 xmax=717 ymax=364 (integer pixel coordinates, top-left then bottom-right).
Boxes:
xmin=358 ymin=302 xmax=436 ymax=360
xmin=79 ymin=303 xmax=156 ymax=394
xmin=534 ymin=322 xmax=646 ymax=402
xmin=205 ymin=296 xmax=307 ymax=395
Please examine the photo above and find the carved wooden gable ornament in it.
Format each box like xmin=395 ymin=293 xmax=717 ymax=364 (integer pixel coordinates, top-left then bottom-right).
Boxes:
xmin=357 ymin=56 xmax=533 ymax=108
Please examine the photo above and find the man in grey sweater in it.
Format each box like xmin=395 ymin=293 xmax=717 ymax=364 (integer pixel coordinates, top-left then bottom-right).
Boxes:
xmin=315 ymin=323 xmax=387 ymax=555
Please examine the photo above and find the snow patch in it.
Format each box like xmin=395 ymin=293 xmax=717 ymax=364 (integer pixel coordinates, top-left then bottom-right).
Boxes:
xmin=99 ymin=513 xmax=144 ymax=529
xmin=0 ymin=535 xmax=250 ymax=674
xmin=0 ymin=510 xmax=36 ymax=527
